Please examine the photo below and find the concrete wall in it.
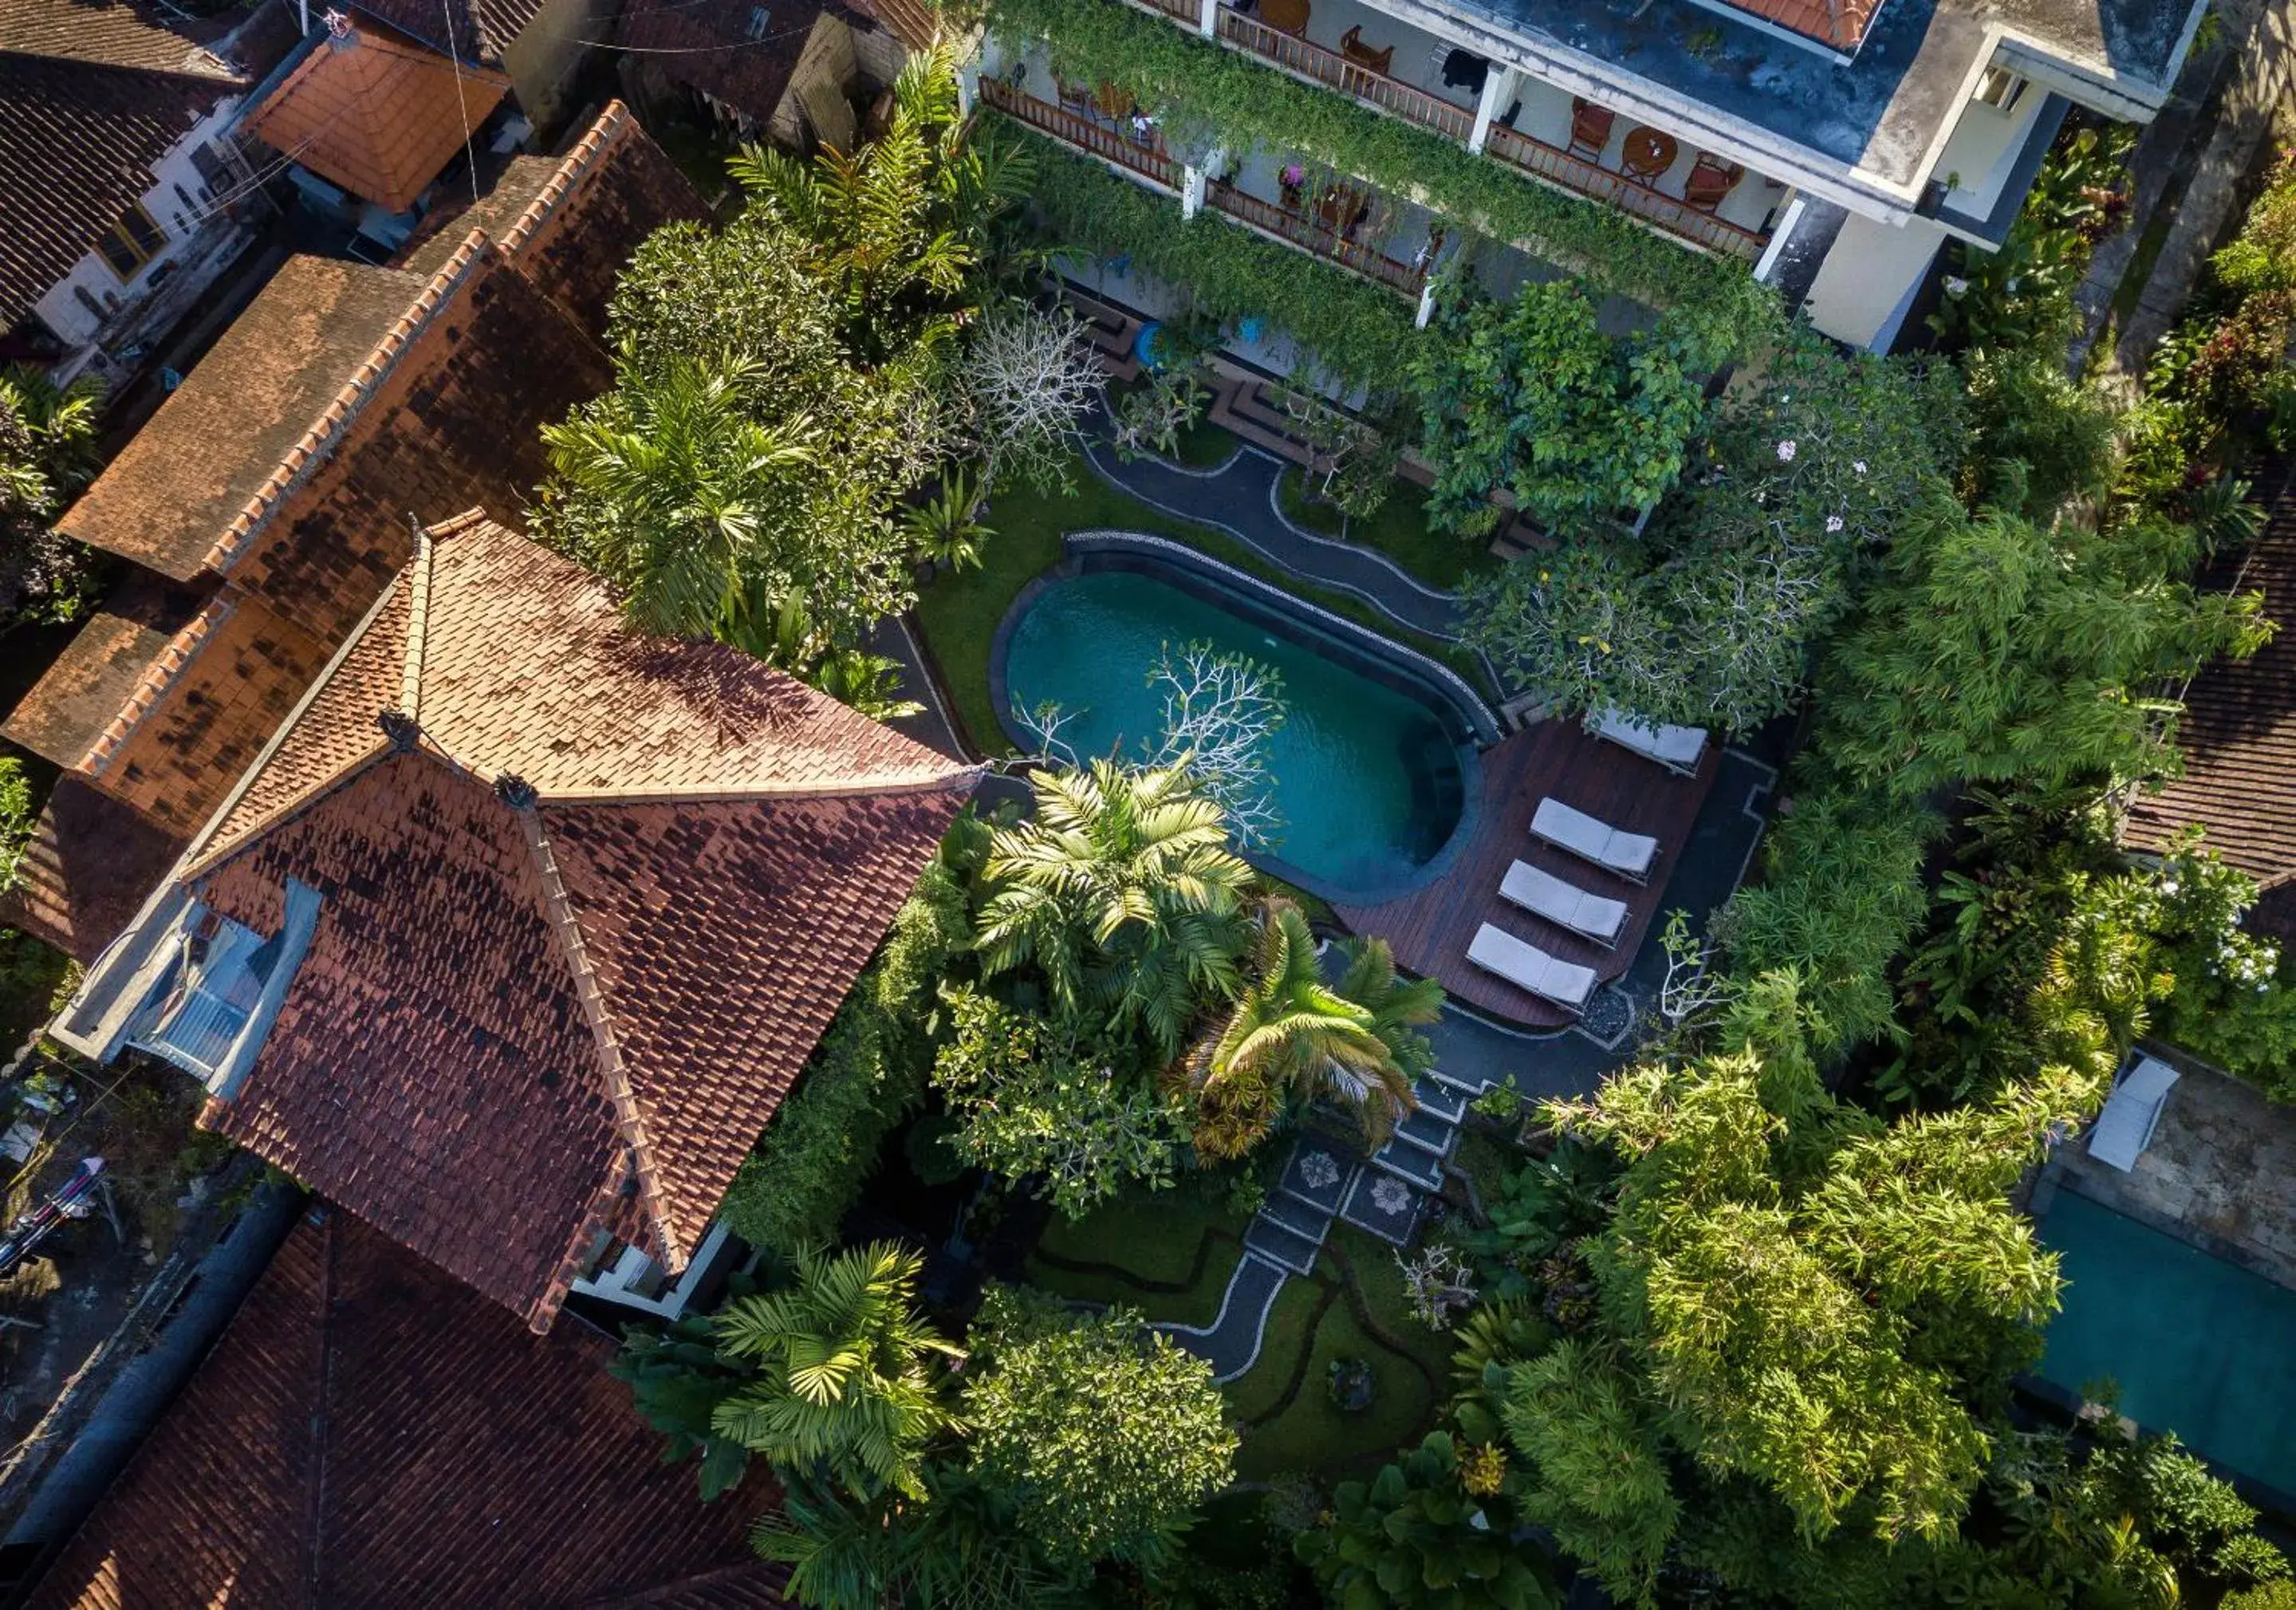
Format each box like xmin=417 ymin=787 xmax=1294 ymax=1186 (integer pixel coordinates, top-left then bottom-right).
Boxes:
xmin=32 ymin=92 xmax=246 ymax=377
xmin=501 ymin=0 xmax=613 ymax=134
xmin=1800 ymin=209 xmax=1949 ymax=351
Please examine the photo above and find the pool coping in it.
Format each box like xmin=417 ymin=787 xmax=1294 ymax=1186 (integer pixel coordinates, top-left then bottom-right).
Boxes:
xmin=2021 ymin=1171 xmax=2296 ymax=1518
xmin=987 ymin=534 xmax=1497 ymax=908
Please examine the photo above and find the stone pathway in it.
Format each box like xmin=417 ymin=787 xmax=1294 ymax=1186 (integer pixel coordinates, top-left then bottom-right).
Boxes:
xmin=1084 ymin=430 xmax=1465 ymax=643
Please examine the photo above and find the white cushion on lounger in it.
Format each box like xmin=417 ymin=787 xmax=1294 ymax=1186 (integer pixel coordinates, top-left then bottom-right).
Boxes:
xmin=2086 ymin=1054 xmax=2180 ymax=1171
xmin=1589 ymin=710 xmax=1707 ymax=774
xmin=1467 ymin=923 xmax=1597 ymax=1010
xmin=1500 ymin=859 xmax=1627 ymax=943
xmin=1530 ymin=797 xmax=1658 ymax=880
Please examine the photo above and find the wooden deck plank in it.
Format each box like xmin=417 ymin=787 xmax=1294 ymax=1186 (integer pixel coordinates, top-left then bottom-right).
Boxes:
xmin=1335 ymin=718 xmax=1719 ymax=1029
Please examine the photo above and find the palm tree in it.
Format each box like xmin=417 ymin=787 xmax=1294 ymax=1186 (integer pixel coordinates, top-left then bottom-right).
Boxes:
xmin=728 ymin=42 xmax=1028 ymax=363
xmin=1186 ymin=901 xmax=1425 ymax=1158
xmin=1337 ymin=931 xmax=1445 ymax=1083
xmin=539 ymin=356 xmax=816 ymax=640
xmin=710 ymin=1242 xmax=961 ymax=1501
xmin=975 ymin=760 xmax=1252 ymax=1053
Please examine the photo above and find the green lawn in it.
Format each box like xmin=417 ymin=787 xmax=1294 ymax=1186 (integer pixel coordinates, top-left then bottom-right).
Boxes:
xmin=1275 ymin=466 xmax=1497 ymax=593
xmin=1022 ymin=1183 xmax=1451 ymax=1482
xmin=913 ymin=462 xmax=1478 ymax=756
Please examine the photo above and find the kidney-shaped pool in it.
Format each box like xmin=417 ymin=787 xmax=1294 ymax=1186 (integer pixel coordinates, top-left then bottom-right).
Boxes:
xmin=997 ymin=562 xmax=1477 ymax=901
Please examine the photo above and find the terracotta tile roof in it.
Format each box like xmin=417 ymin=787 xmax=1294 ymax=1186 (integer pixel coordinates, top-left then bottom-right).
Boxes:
xmin=13 ymin=235 xmax=611 ymax=835
xmin=1719 ymin=0 xmax=1875 ymax=53
xmin=844 ymin=0 xmax=939 ymax=52
xmin=0 ymin=778 xmax=187 ymax=963
xmin=244 ymin=16 xmax=510 ymax=212
xmin=54 ymin=256 xmax=428 ymax=583
xmin=2126 ymin=494 xmax=2296 ymax=895
xmin=401 ymin=101 xmax=712 ymax=340
xmin=349 ymin=0 xmax=546 ymax=64
xmin=0 ymin=573 xmax=214 ymax=768
xmin=176 ymin=514 xmax=976 ymax=1326
xmin=0 ymin=53 xmax=238 ymax=332
xmin=25 ymin=1210 xmax=791 ymax=1610
xmin=0 ymin=0 xmax=243 ymax=77
xmin=616 ymin=0 xmax=832 ymax=127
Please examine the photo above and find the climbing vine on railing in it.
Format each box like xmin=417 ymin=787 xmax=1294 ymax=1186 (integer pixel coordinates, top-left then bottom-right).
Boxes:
xmin=988 ymin=0 xmax=1782 ymax=356
xmin=1014 ymin=125 xmax=1421 ymax=384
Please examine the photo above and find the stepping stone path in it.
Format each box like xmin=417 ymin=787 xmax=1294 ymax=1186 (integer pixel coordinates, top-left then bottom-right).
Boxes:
xmin=1162 ymin=1066 xmax=1488 ymax=1382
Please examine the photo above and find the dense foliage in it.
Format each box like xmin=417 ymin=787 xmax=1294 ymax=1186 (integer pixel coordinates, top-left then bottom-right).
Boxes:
xmin=963 ymin=1285 xmax=1236 ymax=1569
xmin=0 ymin=366 xmax=101 ymax=632
xmin=1410 ymin=281 xmax=1711 ymax=535
xmin=1296 ymin=1431 xmax=1556 ymax=1608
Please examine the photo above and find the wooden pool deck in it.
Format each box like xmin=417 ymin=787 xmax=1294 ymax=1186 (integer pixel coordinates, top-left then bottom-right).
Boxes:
xmin=1335 ymin=718 xmax=1720 ymax=1030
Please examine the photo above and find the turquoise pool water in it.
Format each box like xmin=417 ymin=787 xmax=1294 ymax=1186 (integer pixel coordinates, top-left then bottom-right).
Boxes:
xmin=1000 ymin=569 xmax=1466 ymax=896
xmin=2037 ymin=1188 xmax=2296 ymax=1494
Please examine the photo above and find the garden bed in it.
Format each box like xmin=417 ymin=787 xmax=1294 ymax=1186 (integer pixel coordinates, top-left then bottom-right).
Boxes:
xmin=1274 ymin=466 xmax=1495 ymax=594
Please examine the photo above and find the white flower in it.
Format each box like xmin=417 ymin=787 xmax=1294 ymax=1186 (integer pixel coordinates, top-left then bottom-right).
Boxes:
xmin=1776 ymin=439 xmax=1798 ymax=462
xmin=1852 ymin=460 xmax=1868 ymax=475
xmin=1944 ymin=275 xmax=1970 ymax=296
xmin=1825 ymin=514 xmax=1845 ymax=533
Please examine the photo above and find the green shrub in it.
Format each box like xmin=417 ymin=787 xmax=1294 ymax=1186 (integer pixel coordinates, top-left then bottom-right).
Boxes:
xmin=717 ymin=857 xmax=971 ymax=1254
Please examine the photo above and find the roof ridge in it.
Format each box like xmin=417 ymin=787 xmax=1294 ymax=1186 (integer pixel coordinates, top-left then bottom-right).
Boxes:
xmin=515 ymin=806 xmax=690 ymax=1275
xmin=197 ymin=231 xmax=493 ymax=578
xmin=400 ymin=519 xmax=435 ymax=722
xmin=77 ymin=590 xmax=234 ymax=778
xmin=497 ymin=100 xmax=632 ymax=259
xmin=180 ymin=743 xmax=392 ymax=883
xmin=525 ymin=769 xmax=986 ymax=808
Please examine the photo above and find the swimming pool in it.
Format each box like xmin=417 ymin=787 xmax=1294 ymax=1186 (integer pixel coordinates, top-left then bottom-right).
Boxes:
xmin=2036 ymin=1187 xmax=2296 ymax=1497
xmin=997 ymin=565 xmax=1474 ymax=900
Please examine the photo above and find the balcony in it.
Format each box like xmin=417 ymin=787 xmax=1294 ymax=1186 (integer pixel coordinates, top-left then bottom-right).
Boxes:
xmin=979 ymin=75 xmax=1183 ymax=191
xmin=1125 ymin=0 xmax=1786 ymax=262
xmin=983 ymin=73 xmax=1443 ymax=299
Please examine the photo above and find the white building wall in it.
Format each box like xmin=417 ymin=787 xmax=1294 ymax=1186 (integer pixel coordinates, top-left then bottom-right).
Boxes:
xmin=30 ymin=90 xmax=246 ymax=375
xmin=1801 ymin=209 xmax=1951 ymax=352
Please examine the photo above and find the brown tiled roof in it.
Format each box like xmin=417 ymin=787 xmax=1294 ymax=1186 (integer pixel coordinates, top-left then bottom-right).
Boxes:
xmin=1718 ymin=0 xmax=1874 ymax=53
xmin=0 ymin=778 xmax=187 ymax=963
xmin=179 ymin=514 xmax=976 ymax=1328
xmin=0 ymin=0 xmax=242 ymax=77
xmin=16 ymin=235 xmax=612 ymax=835
xmin=2126 ymin=498 xmax=2296 ymax=894
xmin=26 ymin=1210 xmax=790 ymax=1610
xmin=244 ymin=17 xmax=510 ymax=212
xmin=616 ymin=0 xmax=831 ymax=127
xmin=843 ymin=0 xmax=938 ymax=52
xmin=0 ymin=573 xmax=214 ymax=768
xmin=349 ymin=0 xmax=546 ymax=64
xmin=54 ymin=256 xmax=427 ymax=583
xmin=0 ymin=54 xmax=238 ymax=331
xmin=401 ymin=101 xmax=712 ymax=340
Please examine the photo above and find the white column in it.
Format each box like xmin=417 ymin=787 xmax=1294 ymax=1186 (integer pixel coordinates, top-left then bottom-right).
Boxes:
xmin=1183 ymin=165 xmax=1208 ymax=218
xmin=1199 ymin=0 xmax=1218 ymax=36
xmin=1416 ymin=280 xmax=1439 ymax=328
xmin=1467 ymin=66 xmax=1516 ymax=155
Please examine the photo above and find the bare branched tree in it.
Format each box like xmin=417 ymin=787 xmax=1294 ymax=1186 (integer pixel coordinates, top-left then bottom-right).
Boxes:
xmin=1008 ymin=640 xmax=1288 ymax=847
xmin=959 ymin=304 xmax=1105 ymax=494
xmin=1396 ymin=1243 xmax=1478 ymax=1330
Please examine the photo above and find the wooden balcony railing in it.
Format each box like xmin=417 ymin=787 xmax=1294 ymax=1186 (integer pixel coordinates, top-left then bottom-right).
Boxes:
xmin=1213 ymin=10 xmax=1475 ymax=144
xmin=1127 ymin=0 xmax=1774 ymax=263
xmin=1475 ymin=124 xmax=1769 ymax=262
xmin=1205 ymin=179 xmax=1427 ymax=296
xmin=980 ymin=78 xmax=1181 ymax=191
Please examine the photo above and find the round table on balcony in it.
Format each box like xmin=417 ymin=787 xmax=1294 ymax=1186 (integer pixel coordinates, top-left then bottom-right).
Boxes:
xmin=1258 ymin=0 xmax=1309 ymax=35
xmin=1621 ymin=126 xmax=1680 ymax=185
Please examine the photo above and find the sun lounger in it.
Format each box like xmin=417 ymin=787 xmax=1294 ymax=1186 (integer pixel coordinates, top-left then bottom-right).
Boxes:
xmin=1530 ymin=797 xmax=1658 ymax=884
xmin=2086 ymin=1053 xmax=2181 ymax=1171
xmin=1500 ymin=860 xmax=1628 ymax=947
xmin=1467 ymin=923 xmax=1597 ymax=1012
xmin=1588 ymin=710 xmax=1707 ymax=776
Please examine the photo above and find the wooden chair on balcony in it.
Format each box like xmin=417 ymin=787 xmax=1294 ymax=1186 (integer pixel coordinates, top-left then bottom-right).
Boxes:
xmin=1569 ymin=97 xmax=1615 ymax=159
xmin=1684 ymin=152 xmax=1746 ymax=212
xmin=1340 ymin=26 xmax=1395 ymax=75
